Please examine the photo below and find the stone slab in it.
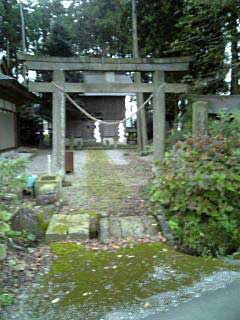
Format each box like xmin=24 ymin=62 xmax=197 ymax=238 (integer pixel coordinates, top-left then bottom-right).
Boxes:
xmin=46 ymin=214 xmax=90 ymax=242
xmin=99 ymin=215 xmax=159 ymax=244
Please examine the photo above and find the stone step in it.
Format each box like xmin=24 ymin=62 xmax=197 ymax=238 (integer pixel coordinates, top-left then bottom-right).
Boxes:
xmin=46 ymin=213 xmax=96 ymax=242
xmin=99 ymin=215 xmax=159 ymax=244
xmin=46 ymin=213 xmax=159 ymax=244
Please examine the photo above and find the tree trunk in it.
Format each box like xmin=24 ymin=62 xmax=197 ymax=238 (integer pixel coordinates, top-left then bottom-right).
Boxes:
xmin=230 ymin=10 xmax=239 ymax=94
xmin=19 ymin=1 xmax=27 ymax=83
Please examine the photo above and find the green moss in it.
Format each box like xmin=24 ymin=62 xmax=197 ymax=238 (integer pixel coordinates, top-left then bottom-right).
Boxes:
xmin=0 ymin=293 xmax=14 ymax=307
xmin=88 ymin=211 xmax=99 ymax=218
xmin=85 ymin=150 xmax=129 ymax=212
xmin=38 ymin=183 xmax=57 ymax=194
xmin=0 ymin=210 xmax=12 ymax=222
xmin=50 ymin=224 xmax=68 ymax=234
xmin=37 ymin=209 xmax=55 ymax=234
xmin=37 ymin=212 xmax=49 ymax=233
xmin=0 ymin=222 xmax=10 ymax=233
xmin=28 ymin=242 xmax=236 ymax=320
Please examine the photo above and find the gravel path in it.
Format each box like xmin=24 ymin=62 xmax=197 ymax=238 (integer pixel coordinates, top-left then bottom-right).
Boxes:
xmin=26 ymin=151 xmax=51 ymax=175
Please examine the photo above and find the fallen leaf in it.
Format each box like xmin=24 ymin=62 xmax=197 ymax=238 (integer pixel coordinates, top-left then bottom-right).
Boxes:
xmin=144 ymin=302 xmax=152 ymax=309
xmin=51 ymin=298 xmax=60 ymax=304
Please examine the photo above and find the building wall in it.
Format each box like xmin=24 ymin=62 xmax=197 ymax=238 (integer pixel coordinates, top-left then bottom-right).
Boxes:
xmin=0 ymin=98 xmax=17 ymax=151
xmin=66 ymin=96 xmax=125 ymax=140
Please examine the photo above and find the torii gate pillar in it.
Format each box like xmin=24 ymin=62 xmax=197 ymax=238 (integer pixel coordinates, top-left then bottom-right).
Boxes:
xmin=52 ymin=70 xmax=66 ymax=175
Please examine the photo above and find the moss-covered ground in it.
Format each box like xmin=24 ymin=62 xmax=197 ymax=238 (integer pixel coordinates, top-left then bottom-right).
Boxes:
xmin=5 ymin=242 xmax=240 ymax=320
xmin=85 ymin=150 xmax=129 ymax=213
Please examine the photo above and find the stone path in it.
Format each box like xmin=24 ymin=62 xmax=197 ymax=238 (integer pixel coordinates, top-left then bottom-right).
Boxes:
xmin=28 ymin=149 xmax=159 ymax=242
xmin=62 ymin=150 xmax=158 ymax=242
xmin=62 ymin=150 xmax=153 ymax=217
xmin=27 ymin=150 xmax=51 ymax=175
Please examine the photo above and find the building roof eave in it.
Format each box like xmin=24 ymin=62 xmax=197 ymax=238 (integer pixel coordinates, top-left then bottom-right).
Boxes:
xmin=0 ymin=73 xmax=37 ymax=105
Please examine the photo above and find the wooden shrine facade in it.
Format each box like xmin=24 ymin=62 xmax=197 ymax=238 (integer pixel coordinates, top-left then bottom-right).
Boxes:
xmin=18 ymin=52 xmax=192 ymax=175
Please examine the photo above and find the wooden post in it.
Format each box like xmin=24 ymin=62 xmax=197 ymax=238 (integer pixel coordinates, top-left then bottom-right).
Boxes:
xmin=52 ymin=70 xmax=66 ymax=175
xmin=192 ymin=101 xmax=208 ymax=139
xmin=153 ymin=71 xmax=165 ymax=162
xmin=132 ymin=0 xmax=148 ymax=150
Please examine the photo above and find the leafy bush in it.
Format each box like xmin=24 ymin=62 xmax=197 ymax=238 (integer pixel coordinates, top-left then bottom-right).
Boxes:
xmin=149 ymin=113 xmax=240 ymax=256
xmin=0 ymin=158 xmax=27 ymax=199
xmin=0 ymin=293 xmax=14 ymax=307
xmin=139 ymin=145 xmax=154 ymax=156
xmin=0 ymin=158 xmax=28 ymax=261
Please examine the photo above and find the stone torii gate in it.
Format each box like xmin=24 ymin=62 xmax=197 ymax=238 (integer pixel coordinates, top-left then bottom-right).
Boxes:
xmin=18 ymin=53 xmax=191 ymax=175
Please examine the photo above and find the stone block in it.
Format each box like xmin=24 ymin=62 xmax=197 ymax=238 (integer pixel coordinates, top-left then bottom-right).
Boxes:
xmin=11 ymin=207 xmax=40 ymax=237
xmin=46 ymin=214 xmax=92 ymax=242
xmin=35 ymin=175 xmax=62 ymax=195
xmin=100 ymin=215 xmax=159 ymax=244
xmin=35 ymin=175 xmax=62 ymax=205
xmin=11 ymin=206 xmax=57 ymax=238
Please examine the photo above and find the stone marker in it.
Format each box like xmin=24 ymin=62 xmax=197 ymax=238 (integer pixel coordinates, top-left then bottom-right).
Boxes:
xmin=99 ymin=215 xmax=159 ymax=244
xmin=192 ymin=101 xmax=209 ymax=138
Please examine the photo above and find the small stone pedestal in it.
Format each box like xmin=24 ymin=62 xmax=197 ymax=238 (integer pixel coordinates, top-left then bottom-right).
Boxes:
xmin=35 ymin=175 xmax=62 ymax=205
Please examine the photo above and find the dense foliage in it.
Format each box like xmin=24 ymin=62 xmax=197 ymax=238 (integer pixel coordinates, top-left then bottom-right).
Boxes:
xmin=149 ymin=114 xmax=240 ymax=256
xmin=1 ymin=0 xmax=239 ymax=94
xmin=0 ymin=157 xmax=27 ymax=256
xmin=0 ymin=0 xmax=22 ymax=70
xmin=170 ymin=0 xmax=240 ymax=94
xmin=0 ymin=158 xmax=36 ymax=308
xmin=0 ymin=157 xmax=27 ymax=198
xmin=1 ymin=0 xmax=240 ymax=142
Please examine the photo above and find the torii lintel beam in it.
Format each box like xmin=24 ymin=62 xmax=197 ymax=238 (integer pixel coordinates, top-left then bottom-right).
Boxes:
xmin=17 ymin=53 xmax=193 ymax=72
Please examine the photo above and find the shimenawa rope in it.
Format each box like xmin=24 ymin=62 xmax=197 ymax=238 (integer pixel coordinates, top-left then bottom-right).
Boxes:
xmin=52 ymin=81 xmax=165 ymax=126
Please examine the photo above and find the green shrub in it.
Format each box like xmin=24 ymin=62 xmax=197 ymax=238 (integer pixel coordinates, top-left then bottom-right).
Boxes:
xmin=0 ymin=158 xmax=27 ymax=259
xmin=0 ymin=293 xmax=14 ymax=307
xmin=0 ymin=157 xmax=27 ymax=199
xmin=139 ymin=145 xmax=154 ymax=156
xmin=149 ymin=113 xmax=240 ymax=256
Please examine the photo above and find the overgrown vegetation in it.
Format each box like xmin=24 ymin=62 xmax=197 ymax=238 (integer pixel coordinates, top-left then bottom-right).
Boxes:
xmin=0 ymin=157 xmax=27 ymax=256
xmin=0 ymin=158 xmax=34 ymax=308
xmin=0 ymin=158 xmax=27 ymax=198
xmin=149 ymin=113 xmax=240 ymax=256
